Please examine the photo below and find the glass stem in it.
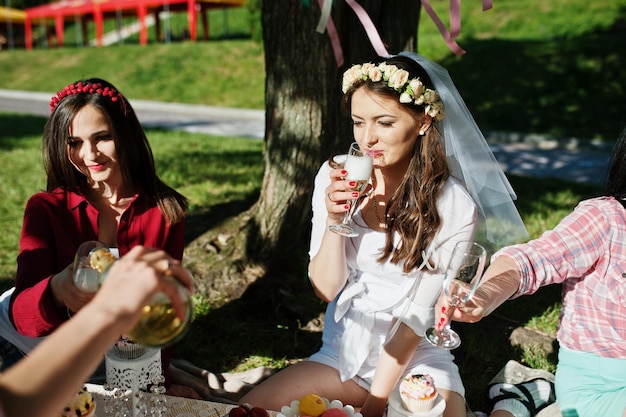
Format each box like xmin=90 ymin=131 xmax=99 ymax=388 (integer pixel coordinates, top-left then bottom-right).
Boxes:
xmin=340 ymin=197 xmax=359 ymax=225
xmin=438 ymin=297 xmax=460 ymax=334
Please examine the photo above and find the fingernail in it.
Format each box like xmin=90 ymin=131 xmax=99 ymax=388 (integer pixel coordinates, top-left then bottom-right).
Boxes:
xmin=352 ymin=192 xmax=359 ymax=198
xmin=344 ymin=204 xmax=350 ymax=210
xmin=441 ymin=306 xmax=446 ymax=313
xmin=349 ymin=181 xmax=356 ymax=187
xmin=341 ymin=170 xmax=347 ymax=175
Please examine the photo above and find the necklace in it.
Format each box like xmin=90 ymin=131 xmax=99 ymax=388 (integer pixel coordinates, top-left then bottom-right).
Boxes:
xmin=369 ymin=176 xmax=388 ymax=228
xmin=370 ymin=192 xmax=387 ymax=228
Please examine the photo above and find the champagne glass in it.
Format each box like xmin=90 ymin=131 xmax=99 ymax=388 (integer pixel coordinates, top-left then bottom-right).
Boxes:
xmin=73 ymin=240 xmax=108 ymax=293
xmin=87 ymin=244 xmax=194 ymax=348
xmin=328 ymin=142 xmax=373 ymax=237
xmin=425 ymin=240 xmax=487 ymax=350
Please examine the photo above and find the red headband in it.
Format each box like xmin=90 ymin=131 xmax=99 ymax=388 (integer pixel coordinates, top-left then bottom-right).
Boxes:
xmin=49 ymin=81 xmax=124 ymax=113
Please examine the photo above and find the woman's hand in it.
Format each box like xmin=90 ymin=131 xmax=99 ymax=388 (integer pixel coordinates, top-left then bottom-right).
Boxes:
xmin=433 ymin=255 xmax=523 ymax=327
xmin=433 ymin=289 xmax=489 ymax=330
xmin=50 ymin=263 xmax=96 ymax=313
xmin=93 ymin=246 xmax=193 ymax=334
xmin=325 ymin=168 xmax=371 ymax=225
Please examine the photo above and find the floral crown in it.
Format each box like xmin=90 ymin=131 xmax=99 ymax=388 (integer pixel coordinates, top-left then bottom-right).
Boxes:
xmin=49 ymin=81 xmax=124 ymax=113
xmin=342 ymin=62 xmax=444 ymax=121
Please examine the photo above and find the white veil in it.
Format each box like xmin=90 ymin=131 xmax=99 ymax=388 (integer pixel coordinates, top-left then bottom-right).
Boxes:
xmin=399 ymin=52 xmax=529 ymax=251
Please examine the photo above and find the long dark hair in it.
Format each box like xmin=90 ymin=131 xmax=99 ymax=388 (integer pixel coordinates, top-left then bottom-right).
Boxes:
xmin=43 ymin=78 xmax=187 ymax=224
xmin=341 ymin=56 xmax=450 ymax=272
xmin=606 ymin=124 xmax=626 ymax=199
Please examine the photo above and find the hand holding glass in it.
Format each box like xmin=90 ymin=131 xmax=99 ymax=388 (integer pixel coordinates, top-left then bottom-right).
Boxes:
xmin=328 ymin=142 xmax=373 ymax=237
xmin=425 ymin=241 xmax=486 ymax=350
xmin=74 ymin=241 xmax=193 ymax=347
xmin=73 ymin=240 xmax=107 ymax=293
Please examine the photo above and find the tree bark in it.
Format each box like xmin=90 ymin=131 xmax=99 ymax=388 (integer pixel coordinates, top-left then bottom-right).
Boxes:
xmin=249 ymin=0 xmax=421 ymax=262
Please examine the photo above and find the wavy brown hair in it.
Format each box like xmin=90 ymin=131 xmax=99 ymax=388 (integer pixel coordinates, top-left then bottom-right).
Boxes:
xmin=342 ymin=56 xmax=450 ymax=273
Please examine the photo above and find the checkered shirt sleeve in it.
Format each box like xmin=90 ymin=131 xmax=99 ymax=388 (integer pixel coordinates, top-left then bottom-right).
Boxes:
xmin=495 ymin=197 xmax=626 ymax=359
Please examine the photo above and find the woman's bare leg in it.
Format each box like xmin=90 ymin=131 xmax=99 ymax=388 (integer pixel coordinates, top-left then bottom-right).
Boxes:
xmin=438 ymin=389 xmax=466 ymax=417
xmin=239 ymin=361 xmax=368 ymax=412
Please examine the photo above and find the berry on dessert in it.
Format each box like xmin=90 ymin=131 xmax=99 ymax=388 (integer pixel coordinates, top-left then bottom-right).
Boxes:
xmin=398 ymin=373 xmax=437 ymax=413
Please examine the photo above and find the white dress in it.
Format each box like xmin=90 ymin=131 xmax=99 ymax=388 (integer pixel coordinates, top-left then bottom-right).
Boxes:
xmin=307 ymin=161 xmax=477 ymax=397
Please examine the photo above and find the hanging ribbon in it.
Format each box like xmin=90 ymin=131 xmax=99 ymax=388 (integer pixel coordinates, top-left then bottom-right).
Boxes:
xmin=421 ymin=0 xmax=494 ymax=57
xmin=315 ymin=0 xmax=495 ymax=66
xmin=316 ymin=0 xmax=344 ymax=66
xmin=449 ymin=0 xmax=461 ymax=40
xmin=420 ymin=0 xmax=465 ymax=56
xmin=315 ymin=0 xmax=333 ymax=33
xmin=315 ymin=0 xmax=390 ymax=67
xmin=344 ymin=0 xmax=389 ymax=57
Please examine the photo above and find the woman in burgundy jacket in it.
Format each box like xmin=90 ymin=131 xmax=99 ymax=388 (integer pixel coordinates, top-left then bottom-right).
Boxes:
xmin=0 ymin=78 xmax=188 ymax=388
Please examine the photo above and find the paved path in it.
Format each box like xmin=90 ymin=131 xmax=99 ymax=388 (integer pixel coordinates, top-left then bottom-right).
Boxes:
xmin=0 ymin=89 xmax=265 ymax=139
xmin=0 ymin=89 xmax=611 ymax=186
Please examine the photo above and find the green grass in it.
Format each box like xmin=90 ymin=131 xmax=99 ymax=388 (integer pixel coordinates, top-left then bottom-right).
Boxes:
xmin=417 ymin=0 xmax=626 ymax=140
xmin=0 ymin=40 xmax=266 ymax=109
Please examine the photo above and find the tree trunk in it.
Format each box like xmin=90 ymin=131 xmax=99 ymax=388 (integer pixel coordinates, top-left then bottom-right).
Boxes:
xmin=249 ymin=0 xmax=421 ymax=262
xmin=182 ymin=0 xmax=420 ymax=312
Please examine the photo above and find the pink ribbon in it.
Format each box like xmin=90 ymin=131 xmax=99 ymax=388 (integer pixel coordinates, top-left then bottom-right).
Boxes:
xmin=344 ymin=0 xmax=389 ymax=58
xmin=421 ymin=0 xmax=465 ymax=56
xmin=316 ymin=0 xmax=495 ymax=66
xmin=422 ymin=0 xmax=494 ymax=57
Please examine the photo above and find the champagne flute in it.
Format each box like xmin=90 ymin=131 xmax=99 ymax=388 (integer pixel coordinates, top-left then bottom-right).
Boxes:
xmin=87 ymin=244 xmax=194 ymax=348
xmin=425 ymin=240 xmax=487 ymax=350
xmin=73 ymin=240 xmax=108 ymax=293
xmin=328 ymin=142 xmax=373 ymax=237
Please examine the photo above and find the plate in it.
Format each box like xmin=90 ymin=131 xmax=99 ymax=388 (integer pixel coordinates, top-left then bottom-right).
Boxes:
xmin=276 ymin=397 xmax=362 ymax=417
xmin=387 ymin=390 xmax=445 ymax=417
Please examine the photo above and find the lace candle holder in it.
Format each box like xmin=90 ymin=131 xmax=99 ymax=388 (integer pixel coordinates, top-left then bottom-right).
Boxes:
xmin=105 ymin=346 xmax=162 ymax=391
xmin=105 ymin=346 xmax=163 ymax=417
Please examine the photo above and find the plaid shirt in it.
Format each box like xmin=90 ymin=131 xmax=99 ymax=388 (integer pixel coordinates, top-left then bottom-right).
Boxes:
xmin=495 ymin=196 xmax=626 ymax=359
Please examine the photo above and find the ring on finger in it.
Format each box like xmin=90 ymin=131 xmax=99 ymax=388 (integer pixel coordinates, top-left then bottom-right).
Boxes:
xmin=327 ymin=192 xmax=334 ymax=203
xmin=158 ymin=258 xmax=173 ymax=276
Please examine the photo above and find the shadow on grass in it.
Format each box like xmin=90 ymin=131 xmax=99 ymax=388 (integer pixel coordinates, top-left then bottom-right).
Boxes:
xmin=176 ymin=240 xmax=325 ymax=371
xmin=440 ymin=11 xmax=626 ymax=142
xmin=0 ymin=114 xmax=47 ymax=150
xmin=184 ymin=195 xmax=259 ymax=243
